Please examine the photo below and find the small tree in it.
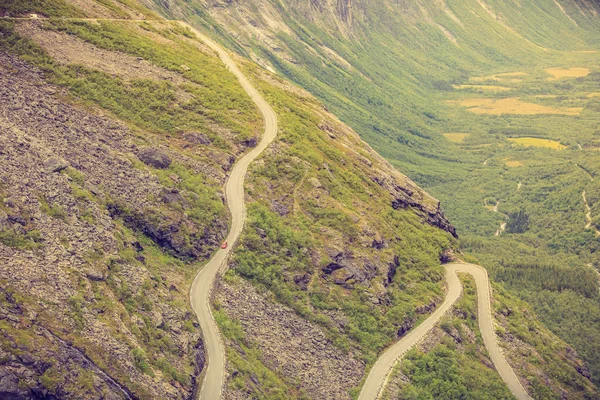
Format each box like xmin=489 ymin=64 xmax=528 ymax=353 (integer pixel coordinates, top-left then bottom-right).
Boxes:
xmin=506 ymin=209 xmax=529 ymax=234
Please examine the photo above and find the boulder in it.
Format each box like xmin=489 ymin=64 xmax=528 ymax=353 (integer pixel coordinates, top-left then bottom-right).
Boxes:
xmin=85 ymin=267 xmax=106 ymax=281
xmin=0 ymin=370 xmax=20 ymax=398
xmin=137 ymin=148 xmax=172 ymax=169
xmin=184 ymin=132 xmax=211 ymax=145
xmin=43 ymin=157 xmax=69 ymax=173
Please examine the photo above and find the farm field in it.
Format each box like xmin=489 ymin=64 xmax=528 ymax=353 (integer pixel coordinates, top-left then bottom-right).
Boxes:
xmin=507 ymin=137 xmax=567 ymax=150
xmin=449 ymin=97 xmax=583 ymax=115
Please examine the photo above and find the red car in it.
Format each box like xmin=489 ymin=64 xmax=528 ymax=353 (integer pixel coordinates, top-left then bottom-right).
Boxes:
xmin=221 ymin=241 xmax=228 ymax=249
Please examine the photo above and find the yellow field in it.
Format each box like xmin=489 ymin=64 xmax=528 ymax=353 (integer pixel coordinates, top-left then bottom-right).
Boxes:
xmin=448 ymin=97 xmax=582 ymax=115
xmin=587 ymin=92 xmax=600 ymax=98
xmin=453 ymin=84 xmax=511 ymax=92
xmin=496 ymin=72 xmax=528 ymax=77
xmin=508 ymin=137 xmax=567 ymax=150
xmin=444 ymin=133 xmax=469 ymax=142
xmin=505 ymin=160 xmax=524 ymax=167
xmin=545 ymin=67 xmax=590 ymax=80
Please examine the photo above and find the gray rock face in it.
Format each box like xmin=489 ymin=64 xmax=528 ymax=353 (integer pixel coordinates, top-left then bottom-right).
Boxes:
xmin=85 ymin=266 xmax=106 ymax=281
xmin=0 ymin=370 xmax=22 ymax=400
xmin=137 ymin=147 xmax=172 ymax=169
xmin=391 ymin=196 xmax=457 ymax=238
xmin=43 ymin=156 xmax=69 ymax=173
xmin=321 ymin=251 xmax=377 ymax=288
xmin=184 ymin=132 xmax=211 ymax=145
xmin=0 ymin=51 xmax=208 ymax=399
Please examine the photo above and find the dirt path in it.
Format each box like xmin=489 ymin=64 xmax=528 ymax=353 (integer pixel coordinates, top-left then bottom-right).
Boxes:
xmin=358 ymin=262 xmax=531 ymax=400
xmin=495 ymin=222 xmax=507 ymax=236
xmin=582 ymin=191 xmax=600 ymax=236
xmin=489 ymin=200 xmax=507 ymax=236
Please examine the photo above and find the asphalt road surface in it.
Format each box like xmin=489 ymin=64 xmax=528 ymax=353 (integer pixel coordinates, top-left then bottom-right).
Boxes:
xmin=181 ymin=23 xmax=278 ymax=400
xmin=358 ymin=262 xmax=531 ymax=400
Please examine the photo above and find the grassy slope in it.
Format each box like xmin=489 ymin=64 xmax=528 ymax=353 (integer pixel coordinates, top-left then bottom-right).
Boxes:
xmin=213 ymin=58 xmax=456 ymax=398
xmin=2 ymin=0 xmax=599 ymax=397
xmin=383 ymin=274 xmax=598 ymax=399
xmin=382 ymin=275 xmax=516 ymax=400
xmin=0 ymin=0 xmax=459 ymax=398
xmin=149 ymin=0 xmax=600 ymax=392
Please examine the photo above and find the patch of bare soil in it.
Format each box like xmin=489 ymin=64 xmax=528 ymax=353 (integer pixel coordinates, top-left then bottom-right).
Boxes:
xmin=16 ymin=22 xmax=185 ymax=85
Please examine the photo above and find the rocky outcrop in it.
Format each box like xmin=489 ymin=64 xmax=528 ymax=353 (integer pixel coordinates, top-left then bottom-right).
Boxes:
xmin=106 ymin=200 xmax=224 ymax=261
xmin=218 ymin=280 xmax=365 ymax=400
xmin=184 ymin=132 xmax=211 ymax=146
xmin=321 ymin=250 xmax=377 ymax=288
xmin=0 ymin=51 xmax=211 ymax=399
xmin=0 ymin=288 xmax=132 ymax=400
xmin=378 ymin=176 xmax=457 ymax=238
xmin=137 ymin=147 xmax=172 ymax=169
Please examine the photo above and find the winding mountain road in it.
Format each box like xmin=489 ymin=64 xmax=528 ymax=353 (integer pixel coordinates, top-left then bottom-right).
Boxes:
xmin=12 ymin=16 xmax=529 ymax=400
xmin=180 ymin=23 xmax=278 ymax=400
xmin=358 ymin=262 xmax=531 ymax=400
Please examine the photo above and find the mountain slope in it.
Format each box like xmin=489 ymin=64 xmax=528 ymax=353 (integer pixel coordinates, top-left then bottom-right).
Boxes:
xmin=141 ymin=0 xmax=600 ymax=179
xmin=0 ymin=1 xmax=459 ymax=398
xmin=1 ymin=0 xmax=599 ymax=399
xmin=140 ymin=0 xmax=600 ymax=394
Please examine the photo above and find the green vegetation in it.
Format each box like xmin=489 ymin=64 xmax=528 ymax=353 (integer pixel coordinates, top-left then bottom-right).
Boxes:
xmin=39 ymin=196 xmax=67 ymax=220
xmin=0 ymin=20 xmax=259 ymax=149
xmin=233 ymin=203 xmax=449 ymax=361
xmin=168 ymin=0 xmax=600 ymax=391
xmin=45 ymin=19 xmax=258 ymax=142
xmin=0 ymin=229 xmax=43 ymax=250
xmin=385 ymin=275 xmax=514 ymax=400
xmin=397 ymin=344 xmax=513 ymax=400
xmin=215 ymin=306 xmax=304 ymax=399
xmin=0 ymin=0 xmax=157 ymax=19
xmin=2 ymin=0 xmax=599 ymax=397
xmin=386 ymin=274 xmax=598 ymax=399
xmin=0 ymin=12 xmax=264 ymax=397
xmin=205 ymin=55 xmax=455 ymax=396
xmin=230 ymin=61 xmax=454 ymax=363
xmin=0 ymin=0 xmax=84 ymax=18
xmin=505 ymin=209 xmax=529 ymax=234
xmin=132 ymin=347 xmax=154 ymax=376
xmin=0 ymin=19 xmax=257 ymax=146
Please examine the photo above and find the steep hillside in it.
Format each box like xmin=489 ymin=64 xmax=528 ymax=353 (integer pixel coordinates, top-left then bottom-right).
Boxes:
xmin=142 ymin=0 xmax=600 ymax=178
xmin=1 ymin=0 xmax=599 ymax=399
xmin=0 ymin=0 xmax=462 ymax=398
xmin=0 ymin=6 xmax=263 ymax=398
xmin=142 ymin=0 xmax=600 ymax=392
xmin=214 ymin=59 xmax=599 ymax=399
